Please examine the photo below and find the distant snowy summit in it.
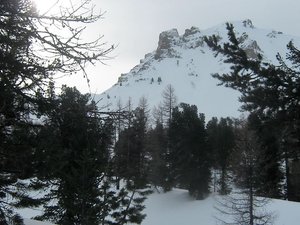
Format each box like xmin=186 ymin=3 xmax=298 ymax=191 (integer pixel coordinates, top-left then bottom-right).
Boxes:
xmin=95 ymin=19 xmax=300 ymax=120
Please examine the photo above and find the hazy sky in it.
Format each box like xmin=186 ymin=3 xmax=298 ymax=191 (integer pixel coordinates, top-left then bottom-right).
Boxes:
xmin=38 ymin=0 xmax=300 ymax=93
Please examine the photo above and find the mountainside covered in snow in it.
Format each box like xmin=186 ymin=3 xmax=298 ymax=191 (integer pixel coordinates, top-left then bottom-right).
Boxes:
xmin=95 ymin=19 xmax=300 ymax=120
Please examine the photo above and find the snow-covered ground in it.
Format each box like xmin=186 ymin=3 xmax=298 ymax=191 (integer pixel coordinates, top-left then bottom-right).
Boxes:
xmin=24 ymin=219 xmax=54 ymax=225
xmin=23 ymin=188 xmax=300 ymax=225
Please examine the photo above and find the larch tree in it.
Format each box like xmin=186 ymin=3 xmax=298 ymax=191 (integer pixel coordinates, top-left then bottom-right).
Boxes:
xmin=162 ymin=84 xmax=177 ymax=126
xmin=215 ymin=122 xmax=274 ymax=225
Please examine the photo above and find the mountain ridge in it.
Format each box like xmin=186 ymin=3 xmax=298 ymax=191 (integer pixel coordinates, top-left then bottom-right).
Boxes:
xmin=94 ymin=19 xmax=300 ymax=120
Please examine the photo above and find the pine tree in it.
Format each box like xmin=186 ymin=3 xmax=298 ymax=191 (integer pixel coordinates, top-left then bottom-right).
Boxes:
xmin=248 ymin=113 xmax=283 ymax=198
xmin=204 ymin=23 xmax=300 ymax=200
xmin=207 ymin=117 xmax=235 ymax=195
xmin=35 ymin=86 xmax=109 ymax=224
xmin=169 ymin=103 xmax=210 ymax=199
xmin=36 ymin=86 xmax=147 ymax=225
xmin=146 ymin=121 xmax=170 ymax=191
xmin=114 ymin=106 xmax=149 ymax=189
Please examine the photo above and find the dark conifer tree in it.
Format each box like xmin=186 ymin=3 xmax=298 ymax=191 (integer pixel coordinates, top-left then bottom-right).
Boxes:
xmin=36 ymin=86 xmax=110 ymax=225
xmin=114 ymin=106 xmax=149 ymax=189
xmin=169 ymin=103 xmax=210 ymax=199
xmin=36 ymin=86 xmax=147 ymax=225
xmin=207 ymin=117 xmax=235 ymax=195
xmin=248 ymin=113 xmax=283 ymax=198
xmin=146 ymin=121 xmax=170 ymax=191
xmin=204 ymin=23 xmax=300 ymax=200
xmin=217 ymin=118 xmax=235 ymax=195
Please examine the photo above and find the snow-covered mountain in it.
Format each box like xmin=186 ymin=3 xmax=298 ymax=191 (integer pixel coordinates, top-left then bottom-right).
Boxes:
xmin=95 ymin=19 xmax=300 ymax=120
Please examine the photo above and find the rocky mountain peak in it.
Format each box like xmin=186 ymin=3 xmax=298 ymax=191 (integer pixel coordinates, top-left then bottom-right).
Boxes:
xmin=155 ymin=29 xmax=180 ymax=59
xmin=157 ymin=29 xmax=179 ymax=48
xmin=96 ymin=21 xmax=300 ymax=120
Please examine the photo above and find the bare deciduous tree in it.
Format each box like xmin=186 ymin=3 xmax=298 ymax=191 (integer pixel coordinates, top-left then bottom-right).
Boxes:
xmin=214 ymin=123 xmax=275 ymax=225
xmin=162 ymin=84 xmax=177 ymax=126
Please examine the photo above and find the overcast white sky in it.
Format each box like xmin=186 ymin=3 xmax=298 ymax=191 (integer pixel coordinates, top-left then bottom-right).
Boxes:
xmin=37 ymin=0 xmax=300 ymax=94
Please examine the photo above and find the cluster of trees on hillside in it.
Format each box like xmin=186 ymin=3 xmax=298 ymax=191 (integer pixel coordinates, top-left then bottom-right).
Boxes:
xmin=112 ymin=90 xmax=231 ymax=200
xmin=110 ymin=87 xmax=281 ymax=225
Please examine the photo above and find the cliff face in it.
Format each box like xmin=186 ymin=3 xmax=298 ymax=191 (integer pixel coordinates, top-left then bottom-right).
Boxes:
xmin=95 ymin=20 xmax=300 ymax=120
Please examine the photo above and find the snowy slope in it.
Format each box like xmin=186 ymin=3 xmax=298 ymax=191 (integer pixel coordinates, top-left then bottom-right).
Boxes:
xmin=95 ymin=19 xmax=300 ymax=120
xmin=23 ymin=189 xmax=300 ymax=225
xmin=138 ymin=189 xmax=300 ymax=225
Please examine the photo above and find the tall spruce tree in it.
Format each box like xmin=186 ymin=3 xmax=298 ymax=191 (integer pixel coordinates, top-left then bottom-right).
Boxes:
xmin=114 ymin=105 xmax=149 ymax=189
xmin=248 ymin=113 xmax=283 ymax=198
xmin=146 ymin=121 xmax=170 ymax=191
xmin=36 ymin=87 xmax=109 ymax=225
xmin=207 ymin=117 xmax=235 ymax=195
xmin=169 ymin=103 xmax=210 ymax=199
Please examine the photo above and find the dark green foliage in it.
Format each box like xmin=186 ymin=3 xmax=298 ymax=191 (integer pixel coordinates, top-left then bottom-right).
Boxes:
xmin=204 ymin=23 xmax=300 ymax=200
xmin=204 ymin=23 xmax=299 ymax=117
xmin=146 ymin=121 xmax=171 ymax=191
xmin=35 ymin=87 xmax=147 ymax=225
xmin=116 ymin=98 xmax=152 ymax=188
xmin=248 ymin=113 xmax=283 ymax=198
xmin=0 ymin=0 xmax=46 ymax=223
xmin=207 ymin=117 xmax=235 ymax=195
xmin=169 ymin=103 xmax=210 ymax=199
xmin=36 ymin=86 xmax=111 ymax=225
xmin=115 ymin=107 xmax=149 ymax=188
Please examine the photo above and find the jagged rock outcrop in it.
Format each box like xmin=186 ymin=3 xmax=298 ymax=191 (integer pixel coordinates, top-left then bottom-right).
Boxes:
xmin=244 ymin=40 xmax=262 ymax=60
xmin=155 ymin=29 xmax=180 ymax=59
xmin=183 ymin=26 xmax=201 ymax=37
xmin=238 ymin=32 xmax=262 ymax=60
